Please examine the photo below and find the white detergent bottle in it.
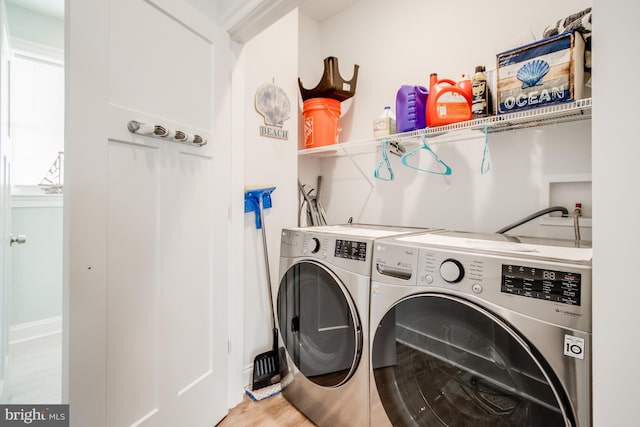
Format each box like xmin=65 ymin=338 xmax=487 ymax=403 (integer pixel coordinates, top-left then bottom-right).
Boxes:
xmin=374 ymin=106 xmax=396 ymax=137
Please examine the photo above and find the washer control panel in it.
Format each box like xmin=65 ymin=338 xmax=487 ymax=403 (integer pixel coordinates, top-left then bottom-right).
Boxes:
xmin=372 ymin=238 xmax=591 ymax=331
xmin=501 ymin=264 xmax=581 ymax=306
xmin=417 ymin=246 xmax=590 ymax=329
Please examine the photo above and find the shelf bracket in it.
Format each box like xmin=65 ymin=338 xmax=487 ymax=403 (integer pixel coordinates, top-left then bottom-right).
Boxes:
xmin=340 ymin=145 xmax=375 ymax=222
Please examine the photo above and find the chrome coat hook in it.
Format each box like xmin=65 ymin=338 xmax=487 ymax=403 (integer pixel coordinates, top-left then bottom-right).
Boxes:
xmin=127 ymin=120 xmax=207 ymax=146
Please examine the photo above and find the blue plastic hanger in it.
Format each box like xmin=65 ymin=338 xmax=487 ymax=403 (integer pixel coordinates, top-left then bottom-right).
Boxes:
xmin=481 ymin=122 xmax=491 ymax=174
xmin=374 ymin=139 xmax=394 ymax=181
xmin=401 ymin=134 xmax=452 ymax=176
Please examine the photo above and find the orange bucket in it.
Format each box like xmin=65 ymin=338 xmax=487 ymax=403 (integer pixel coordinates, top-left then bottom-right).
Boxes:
xmin=302 ymin=98 xmax=341 ymax=148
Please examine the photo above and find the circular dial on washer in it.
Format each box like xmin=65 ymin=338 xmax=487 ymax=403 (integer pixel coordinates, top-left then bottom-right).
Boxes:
xmin=309 ymin=237 xmax=321 ymax=253
xmin=440 ymin=259 xmax=464 ymax=283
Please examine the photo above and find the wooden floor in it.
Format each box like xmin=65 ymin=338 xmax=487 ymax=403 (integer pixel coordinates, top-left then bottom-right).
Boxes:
xmin=6 ymin=332 xmax=62 ymax=404
xmin=217 ymin=394 xmax=316 ymax=427
xmin=5 ymin=334 xmax=314 ymax=426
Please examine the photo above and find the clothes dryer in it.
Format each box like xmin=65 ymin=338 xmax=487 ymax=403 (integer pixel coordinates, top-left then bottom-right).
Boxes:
xmin=277 ymin=224 xmax=431 ymax=427
xmin=370 ymin=231 xmax=592 ymax=427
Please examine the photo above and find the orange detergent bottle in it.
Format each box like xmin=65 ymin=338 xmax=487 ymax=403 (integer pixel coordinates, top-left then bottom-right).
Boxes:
xmin=426 ymin=73 xmax=472 ymax=127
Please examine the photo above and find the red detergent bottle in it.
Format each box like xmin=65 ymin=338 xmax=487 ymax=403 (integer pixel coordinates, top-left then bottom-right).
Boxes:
xmin=426 ymin=73 xmax=472 ymax=127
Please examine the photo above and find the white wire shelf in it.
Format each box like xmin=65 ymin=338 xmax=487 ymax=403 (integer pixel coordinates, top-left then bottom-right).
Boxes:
xmin=298 ymin=97 xmax=592 ymax=157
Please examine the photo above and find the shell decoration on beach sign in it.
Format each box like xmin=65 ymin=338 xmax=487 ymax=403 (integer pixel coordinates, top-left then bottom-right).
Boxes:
xmin=255 ymin=82 xmax=291 ymax=140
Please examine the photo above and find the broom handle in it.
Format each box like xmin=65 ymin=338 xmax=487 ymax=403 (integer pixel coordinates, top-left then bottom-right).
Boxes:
xmin=258 ymin=197 xmax=277 ymax=341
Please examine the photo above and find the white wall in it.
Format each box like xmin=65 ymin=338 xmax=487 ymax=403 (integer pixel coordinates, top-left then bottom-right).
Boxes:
xmin=5 ymin=3 xmax=64 ymax=51
xmin=592 ymin=1 xmax=640 ymax=425
xmin=10 ymin=191 xmax=63 ymax=327
xmin=298 ymin=0 xmax=592 ymax=240
xmin=240 ymin=8 xmax=299 ymax=390
xmin=297 ymin=11 xmax=321 ymax=151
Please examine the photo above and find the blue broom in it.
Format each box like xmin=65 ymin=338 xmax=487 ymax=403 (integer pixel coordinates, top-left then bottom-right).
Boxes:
xmin=244 ymin=186 xmax=282 ymax=391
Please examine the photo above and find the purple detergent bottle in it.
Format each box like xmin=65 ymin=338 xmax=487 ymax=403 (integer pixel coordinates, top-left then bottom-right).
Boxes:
xmin=396 ymin=85 xmax=428 ymax=132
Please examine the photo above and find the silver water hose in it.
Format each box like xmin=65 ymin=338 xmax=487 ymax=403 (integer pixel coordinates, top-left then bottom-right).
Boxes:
xmin=496 ymin=206 xmax=569 ymax=235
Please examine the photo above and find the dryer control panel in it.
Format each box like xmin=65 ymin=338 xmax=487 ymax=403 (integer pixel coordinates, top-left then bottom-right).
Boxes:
xmin=335 ymin=239 xmax=367 ymax=261
xmin=280 ymin=229 xmax=374 ymax=276
xmin=303 ymin=235 xmax=368 ymax=262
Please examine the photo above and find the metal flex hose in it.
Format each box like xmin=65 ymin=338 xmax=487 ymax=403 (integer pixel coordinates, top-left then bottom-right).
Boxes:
xmin=496 ymin=206 xmax=569 ymax=234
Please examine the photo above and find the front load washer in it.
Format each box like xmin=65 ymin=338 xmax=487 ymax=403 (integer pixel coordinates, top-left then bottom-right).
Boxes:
xmin=370 ymin=231 xmax=592 ymax=427
xmin=277 ymin=224 xmax=432 ymax=427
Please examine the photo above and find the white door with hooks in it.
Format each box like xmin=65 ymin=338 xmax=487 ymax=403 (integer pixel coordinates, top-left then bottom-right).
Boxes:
xmin=66 ymin=0 xmax=232 ymax=425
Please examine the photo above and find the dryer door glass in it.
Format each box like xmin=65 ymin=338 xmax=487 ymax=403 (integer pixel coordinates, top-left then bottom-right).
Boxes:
xmin=371 ymin=295 xmax=572 ymax=427
xmin=277 ymin=261 xmax=362 ymax=387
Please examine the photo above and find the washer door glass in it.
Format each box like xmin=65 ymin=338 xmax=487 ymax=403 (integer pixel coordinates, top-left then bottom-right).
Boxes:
xmin=277 ymin=260 xmax=361 ymax=387
xmin=372 ymin=295 xmax=572 ymax=427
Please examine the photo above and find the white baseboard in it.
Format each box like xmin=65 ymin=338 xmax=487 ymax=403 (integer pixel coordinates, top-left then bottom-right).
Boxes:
xmin=9 ymin=316 xmax=62 ymax=345
xmin=243 ymin=363 xmax=253 ymax=389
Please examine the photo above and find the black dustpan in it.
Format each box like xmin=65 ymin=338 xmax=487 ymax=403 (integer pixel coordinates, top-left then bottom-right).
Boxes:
xmin=252 ymin=328 xmax=280 ymax=390
xmin=247 ymin=187 xmax=283 ymax=391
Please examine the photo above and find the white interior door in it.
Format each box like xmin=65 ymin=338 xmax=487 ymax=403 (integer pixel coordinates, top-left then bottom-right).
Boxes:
xmin=0 ymin=0 xmax=10 ymax=403
xmin=66 ymin=0 xmax=232 ymax=425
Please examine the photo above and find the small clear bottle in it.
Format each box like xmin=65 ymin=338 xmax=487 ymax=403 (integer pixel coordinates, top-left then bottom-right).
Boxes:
xmin=381 ymin=106 xmax=395 ymax=120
